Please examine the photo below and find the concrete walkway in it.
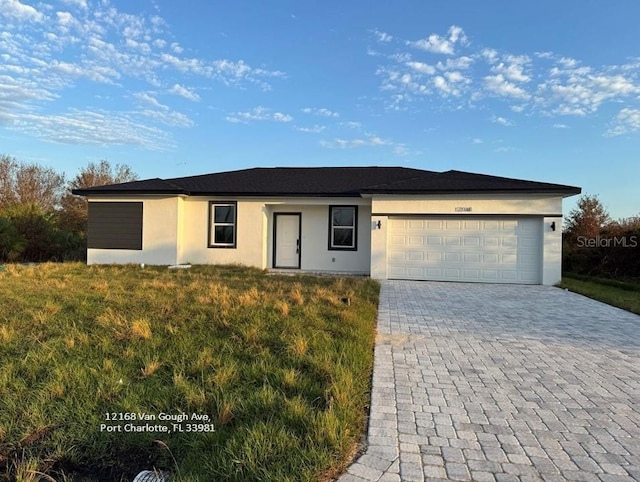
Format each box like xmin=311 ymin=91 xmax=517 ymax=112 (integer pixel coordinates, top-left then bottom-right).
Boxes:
xmin=339 ymin=281 xmax=640 ymax=482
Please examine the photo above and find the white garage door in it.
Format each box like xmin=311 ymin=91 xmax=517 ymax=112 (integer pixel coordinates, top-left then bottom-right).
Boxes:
xmin=388 ymin=217 xmax=542 ymax=284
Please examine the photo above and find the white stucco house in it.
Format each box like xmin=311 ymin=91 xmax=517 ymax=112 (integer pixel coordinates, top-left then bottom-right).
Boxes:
xmin=73 ymin=166 xmax=581 ymax=285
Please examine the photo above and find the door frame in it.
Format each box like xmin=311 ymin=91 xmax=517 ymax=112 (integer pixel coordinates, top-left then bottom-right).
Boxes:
xmin=273 ymin=212 xmax=302 ymax=269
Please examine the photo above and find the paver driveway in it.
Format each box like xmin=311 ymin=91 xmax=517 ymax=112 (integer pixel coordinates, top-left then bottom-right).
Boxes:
xmin=339 ymin=281 xmax=640 ymax=482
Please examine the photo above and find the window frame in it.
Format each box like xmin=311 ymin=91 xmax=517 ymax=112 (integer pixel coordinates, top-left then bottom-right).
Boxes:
xmin=208 ymin=201 xmax=237 ymax=248
xmin=328 ymin=205 xmax=358 ymax=251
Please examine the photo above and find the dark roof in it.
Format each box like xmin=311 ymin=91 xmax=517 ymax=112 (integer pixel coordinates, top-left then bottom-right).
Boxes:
xmin=72 ymin=166 xmax=581 ymax=197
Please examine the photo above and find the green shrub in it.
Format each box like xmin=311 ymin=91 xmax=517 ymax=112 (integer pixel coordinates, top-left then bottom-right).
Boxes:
xmin=0 ymin=217 xmax=25 ymax=261
xmin=1 ymin=203 xmax=85 ymax=262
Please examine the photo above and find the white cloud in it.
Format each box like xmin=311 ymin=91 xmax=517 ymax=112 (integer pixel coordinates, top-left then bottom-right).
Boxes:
xmin=539 ymin=71 xmax=639 ymax=116
xmin=301 ymin=107 xmax=339 ymax=117
xmin=273 ymin=112 xmax=293 ymax=122
xmin=407 ymin=25 xmax=467 ymax=55
xmin=0 ymin=0 xmax=288 ymax=147
xmin=491 ymin=55 xmax=531 ymax=82
xmin=320 ymin=136 xmax=390 ymax=149
xmin=553 ymin=123 xmax=569 ymax=129
xmin=0 ymin=0 xmax=43 ymax=22
xmin=438 ymin=56 xmax=474 ymax=70
xmin=606 ymin=108 xmax=640 ymax=136
xmin=61 ymin=0 xmax=87 ymax=9
xmin=226 ymin=106 xmax=293 ymax=124
xmin=373 ymin=29 xmax=393 ymax=42
xmin=393 ymin=145 xmax=409 ymax=156
xmin=471 ymin=138 xmax=483 ymax=144
xmin=406 ymin=61 xmax=436 ymax=75
xmin=491 ymin=115 xmax=514 ymax=126
xmin=341 ymin=121 xmax=362 ymax=129
xmin=169 ymin=83 xmax=200 ymax=101
xmin=481 ymin=49 xmax=499 ymax=64
xmin=484 ymin=74 xmax=530 ymax=99
xmin=374 ymin=25 xmax=640 ymax=133
xmin=140 ymin=108 xmax=193 ymax=127
xmin=133 ymin=91 xmax=164 ymax=109
xmin=7 ymin=109 xmax=172 ymax=149
xmin=295 ymin=125 xmax=325 ymax=133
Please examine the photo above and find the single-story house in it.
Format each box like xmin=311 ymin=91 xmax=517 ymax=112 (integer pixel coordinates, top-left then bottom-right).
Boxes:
xmin=72 ymin=166 xmax=581 ymax=285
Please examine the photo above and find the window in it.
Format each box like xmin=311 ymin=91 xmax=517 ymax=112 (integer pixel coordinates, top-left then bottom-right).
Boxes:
xmin=208 ymin=202 xmax=237 ymax=248
xmin=329 ymin=206 xmax=357 ymax=250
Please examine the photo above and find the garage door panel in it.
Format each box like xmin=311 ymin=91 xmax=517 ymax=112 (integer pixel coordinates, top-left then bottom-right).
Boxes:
xmin=483 ymin=236 xmax=499 ymax=247
xmin=500 ymin=271 xmax=518 ymax=281
xmin=483 ymin=269 xmax=499 ymax=280
xmin=463 ymin=269 xmax=480 ymax=279
xmin=463 ymin=220 xmax=480 ymax=230
xmin=446 ymin=236 xmax=461 ymax=246
xmin=388 ymin=217 xmax=542 ymax=284
xmin=501 ymin=237 xmax=517 ymax=248
xmin=483 ymin=220 xmax=499 ymax=230
xmin=483 ymin=253 xmax=499 ymax=263
xmin=464 ymin=237 xmax=480 ymax=247
xmin=427 ymin=252 xmax=442 ymax=261
xmin=445 ymin=252 xmax=461 ymax=262
xmin=407 ymin=251 xmax=424 ymax=261
xmin=464 ymin=253 xmax=481 ymax=263
xmin=519 ymin=237 xmax=539 ymax=248
xmin=502 ymin=253 xmax=517 ymax=264
xmin=389 ymin=250 xmax=405 ymax=261
xmin=518 ymin=254 xmax=539 ymax=266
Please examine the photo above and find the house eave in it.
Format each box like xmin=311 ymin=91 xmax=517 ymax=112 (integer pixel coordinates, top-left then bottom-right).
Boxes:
xmin=364 ymin=188 xmax=582 ymax=196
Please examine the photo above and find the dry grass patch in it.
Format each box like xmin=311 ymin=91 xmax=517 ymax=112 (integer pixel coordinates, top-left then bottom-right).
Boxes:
xmin=0 ymin=263 xmax=379 ymax=481
xmin=131 ymin=318 xmax=152 ymax=339
xmin=141 ymin=358 xmax=162 ymax=377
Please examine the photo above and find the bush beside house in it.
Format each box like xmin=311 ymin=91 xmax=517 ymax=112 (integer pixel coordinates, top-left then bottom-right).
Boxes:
xmin=563 ymin=194 xmax=640 ymax=280
xmin=0 ymin=155 xmax=137 ymax=263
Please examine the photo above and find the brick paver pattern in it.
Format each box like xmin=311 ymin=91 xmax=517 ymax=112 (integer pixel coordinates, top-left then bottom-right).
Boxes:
xmin=339 ymin=281 xmax=640 ymax=482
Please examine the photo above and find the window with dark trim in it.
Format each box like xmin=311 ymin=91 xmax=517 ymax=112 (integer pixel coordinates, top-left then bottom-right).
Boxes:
xmin=208 ymin=201 xmax=237 ymax=248
xmin=329 ymin=206 xmax=357 ymax=250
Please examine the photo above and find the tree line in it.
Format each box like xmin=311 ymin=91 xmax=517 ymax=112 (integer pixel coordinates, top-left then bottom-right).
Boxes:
xmin=0 ymin=155 xmax=137 ymax=262
xmin=563 ymin=195 xmax=640 ymax=279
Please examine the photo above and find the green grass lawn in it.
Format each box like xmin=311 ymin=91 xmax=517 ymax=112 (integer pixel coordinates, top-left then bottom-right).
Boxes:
xmin=558 ymin=273 xmax=640 ymax=315
xmin=0 ymin=263 xmax=379 ymax=482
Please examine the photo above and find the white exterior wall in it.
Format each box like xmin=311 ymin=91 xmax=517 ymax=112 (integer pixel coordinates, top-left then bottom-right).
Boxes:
xmin=542 ymin=216 xmax=563 ymax=285
xmin=181 ymin=197 xmax=266 ymax=267
xmin=371 ymin=194 xmax=563 ymax=215
xmin=180 ymin=196 xmax=370 ymax=274
xmin=370 ymin=214 xmax=388 ymax=279
xmin=370 ymin=194 xmax=566 ymax=285
xmin=87 ymin=196 xmax=181 ymax=265
xmin=268 ymin=201 xmax=371 ymax=274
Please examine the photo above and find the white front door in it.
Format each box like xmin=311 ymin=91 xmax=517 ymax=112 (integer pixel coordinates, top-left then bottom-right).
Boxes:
xmin=274 ymin=214 xmax=301 ymax=268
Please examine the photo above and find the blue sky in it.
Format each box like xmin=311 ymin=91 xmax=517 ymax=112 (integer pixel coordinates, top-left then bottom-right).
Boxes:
xmin=1 ymin=0 xmax=639 ymax=218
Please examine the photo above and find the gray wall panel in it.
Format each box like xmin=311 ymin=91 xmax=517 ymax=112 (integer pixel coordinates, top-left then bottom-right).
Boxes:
xmin=88 ymin=202 xmax=143 ymax=250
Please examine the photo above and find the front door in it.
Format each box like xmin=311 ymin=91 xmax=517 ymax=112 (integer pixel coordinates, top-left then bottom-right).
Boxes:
xmin=274 ymin=213 xmax=301 ymax=268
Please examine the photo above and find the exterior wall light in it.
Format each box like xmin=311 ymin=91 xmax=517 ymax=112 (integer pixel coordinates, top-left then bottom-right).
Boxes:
xmin=550 ymin=221 xmax=556 ymax=232
xmin=376 ymin=220 xmax=382 ymax=229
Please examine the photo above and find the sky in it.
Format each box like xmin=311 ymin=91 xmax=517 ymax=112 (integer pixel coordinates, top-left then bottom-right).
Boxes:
xmin=1 ymin=0 xmax=639 ymax=218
